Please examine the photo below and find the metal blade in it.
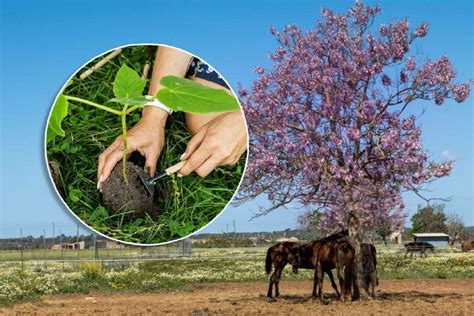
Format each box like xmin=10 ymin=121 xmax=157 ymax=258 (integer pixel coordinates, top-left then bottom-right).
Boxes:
xmin=138 ymin=173 xmax=155 ymax=196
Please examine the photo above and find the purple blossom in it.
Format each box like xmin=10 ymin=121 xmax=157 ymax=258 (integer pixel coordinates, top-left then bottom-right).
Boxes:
xmin=414 ymin=22 xmax=429 ymax=37
xmin=400 ymin=71 xmax=409 ymax=83
xmin=237 ymin=1 xmax=472 ymax=234
xmin=453 ymin=83 xmax=471 ymax=103
xmin=347 ymin=128 xmax=361 ymax=141
xmin=253 ymin=66 xmax=265 ymax=74
xmin=405 ymin=56 xmax=416 ymax=71
xmin=381 ymin=74 xmax=391 ymax=86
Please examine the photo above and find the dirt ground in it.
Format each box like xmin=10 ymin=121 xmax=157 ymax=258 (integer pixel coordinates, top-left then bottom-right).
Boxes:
xmin=2 ymin=279 xmax=473 ymax=315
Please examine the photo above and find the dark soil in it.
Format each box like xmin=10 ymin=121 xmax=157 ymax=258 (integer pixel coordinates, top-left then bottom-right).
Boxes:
xmin=101 ymin=162 xmax=161 ymax=217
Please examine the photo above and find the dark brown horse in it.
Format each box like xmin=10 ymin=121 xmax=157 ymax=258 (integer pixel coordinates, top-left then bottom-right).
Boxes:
xmin=265 ymin=242 xmax=340 ymax=299
xmin=404 ymin=242 xmax=434 ymax=258
xmin=358 ymin=243 xmax=378 ymax=299
xmin=311 ymin=238 xmax=355 ymax=302
xmin=265 ymin=230 xmax=348 ymax=299
xmin=461 ymin=240 xmax=474 ymax=252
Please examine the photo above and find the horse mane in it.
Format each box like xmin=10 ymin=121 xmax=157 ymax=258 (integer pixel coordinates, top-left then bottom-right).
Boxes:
xmin=321 ymin=229 xmax=349 ymax=243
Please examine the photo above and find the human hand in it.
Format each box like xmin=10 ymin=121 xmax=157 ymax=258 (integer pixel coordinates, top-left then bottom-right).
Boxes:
xmin=97 ymin=107 xmax=167 ymax=189
xmin=179 ymin=111 xmax=247 ymax=177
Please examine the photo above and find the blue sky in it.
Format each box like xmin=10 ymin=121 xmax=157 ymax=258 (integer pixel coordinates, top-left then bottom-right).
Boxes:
xmin=0 ymin=0 xmax=472 ymax=238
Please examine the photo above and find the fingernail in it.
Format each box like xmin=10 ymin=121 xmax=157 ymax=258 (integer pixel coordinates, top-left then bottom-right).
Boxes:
xmin=177 ymin=174 xmax=183 ymax=178
xmin=180 ymin=152 xmax=187 ymax=160
xmin=97 ymin=175 xmax=103 ymax=190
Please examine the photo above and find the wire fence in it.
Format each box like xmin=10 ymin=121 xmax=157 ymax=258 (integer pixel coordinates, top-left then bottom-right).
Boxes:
xmin=1 ymin=236 xmax=464 ymax=274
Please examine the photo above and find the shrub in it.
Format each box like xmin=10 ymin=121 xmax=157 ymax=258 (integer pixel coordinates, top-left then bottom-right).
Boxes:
xmin=79 ymin=262 xmax=104 ymax=280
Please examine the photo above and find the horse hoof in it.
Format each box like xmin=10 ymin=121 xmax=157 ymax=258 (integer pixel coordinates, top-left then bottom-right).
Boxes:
xmin=267 ymin=297 xmax=277 ymax=302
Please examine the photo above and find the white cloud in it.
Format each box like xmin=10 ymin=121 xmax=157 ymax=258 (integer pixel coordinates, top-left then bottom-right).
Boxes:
xmin=441 ymin=149 xmax=455 ymax=161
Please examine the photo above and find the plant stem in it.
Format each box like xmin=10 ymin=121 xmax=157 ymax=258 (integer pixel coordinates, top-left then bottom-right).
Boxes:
xmin=124 ymin=104 xmax=144 ymax=115
xmin=121 ymin=105 xmax=129 ymax=184
xmin=121 ymin=105 xmax=128 ymax=185
xmin=64 ymin=96 xmax=122 ymax=115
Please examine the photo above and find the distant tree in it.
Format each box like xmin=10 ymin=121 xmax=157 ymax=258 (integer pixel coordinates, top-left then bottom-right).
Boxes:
xmin=411 ymin=204 xmax=447 ymax=233
xmin=297 ymin=210 xmax=323 ymax=237
xmin=375 ymin=222 xmax=392 ymax=246
xmin=446 ymin=213 xmax=465 ymax=246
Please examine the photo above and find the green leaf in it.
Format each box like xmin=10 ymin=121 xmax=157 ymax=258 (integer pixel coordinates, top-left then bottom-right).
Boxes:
xmin=68 ymin=189 xmax=82 ymax=203
xmin=108 ymin=96 xmax=148 ymax=106
xmin=169 ymin=220 xmax=181 ymax=235
xmin=89 ymin=206 xmax=109 ymax=221
xmin=113 ymin=64 xmax=146 ymax=99
xmin=47 ymin=95 xmax=69 ymax=143
xmin=157 ymin=76 xmax=240 ymax=114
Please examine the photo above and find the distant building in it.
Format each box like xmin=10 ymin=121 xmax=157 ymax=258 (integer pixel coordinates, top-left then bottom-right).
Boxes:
xmin=94 ymin=240 xmax=125 ymax=249
xmin=390 ymin=231 xmax=403 ymax=244
xmin=248 ymin=237 xmax=258 ymax=246
xmin=51 ymin=241 xmax=85 ymax=250
xmin=276 ymin=237 xmax=299 ymax=243
xmin=412 ymin=233 xmax=449 ymax=247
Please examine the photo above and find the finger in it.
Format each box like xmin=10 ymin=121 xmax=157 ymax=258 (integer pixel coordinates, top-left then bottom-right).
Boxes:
xmin=101 ymin=149 xmax=126 ymax=185
xmin=181 ymin=128 xmax=206 ymax=160
xmin=144 ymin=148 xmax=161 ymax=176
xmin=179 ymin=144 xmax=212 ymax=176
xmin=98 ymin=136 xmax=123 ymax=180
xmin=195 ymin=156 xmax=221 ymax=178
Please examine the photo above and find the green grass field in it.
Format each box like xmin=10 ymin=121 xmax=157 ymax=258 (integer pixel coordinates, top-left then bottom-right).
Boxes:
xmin=46 ymin=46 xmax=245 ymax=244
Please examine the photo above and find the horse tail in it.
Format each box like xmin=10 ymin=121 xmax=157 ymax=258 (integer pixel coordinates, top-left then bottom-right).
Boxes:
xmin=265 ymin=247 xmax=273 ymax=274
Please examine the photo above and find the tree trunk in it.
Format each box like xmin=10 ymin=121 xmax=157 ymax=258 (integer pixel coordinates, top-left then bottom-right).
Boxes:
xmin=348 ymin=211 xmax=363 ymax=300
xmin=348 ymin=211 xmax=375 ymax=300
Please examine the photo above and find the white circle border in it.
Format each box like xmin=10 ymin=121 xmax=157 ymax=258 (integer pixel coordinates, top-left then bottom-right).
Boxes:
xmin=43 ymin=43 xmax=250 ymax=247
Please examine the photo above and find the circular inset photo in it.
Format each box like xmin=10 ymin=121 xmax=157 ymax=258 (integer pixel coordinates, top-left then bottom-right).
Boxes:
xmin=45 ymin=44 xmax=248 ymax=245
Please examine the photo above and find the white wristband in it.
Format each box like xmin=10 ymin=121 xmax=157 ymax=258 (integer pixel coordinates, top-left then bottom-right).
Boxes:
xmin=144 ymin=95 xmax=173 ymax=114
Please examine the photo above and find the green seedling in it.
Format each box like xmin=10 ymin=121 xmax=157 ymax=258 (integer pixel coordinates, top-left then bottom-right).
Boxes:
xmin=47 ymin=64 xmax=240 ymax=183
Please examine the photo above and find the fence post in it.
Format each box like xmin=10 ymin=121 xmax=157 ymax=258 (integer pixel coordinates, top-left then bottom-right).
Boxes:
xmin=76 ymin=224 xmax=80 ymax=260
xmin=60 ymin=230 xmax=64 ymax=271
xmin=94 ymin=233 xmax=98 ymax=260
xmin=43 ymin=228 xmax=47 ymax=270
xmin=20 ymin=228 xmax=24 ymax=271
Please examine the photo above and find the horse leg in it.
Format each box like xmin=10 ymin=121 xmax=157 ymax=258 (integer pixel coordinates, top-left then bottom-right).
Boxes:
xmin=312 ymin=269 xmax=319 ymax=299
xmin=351 ymin=272 xmax=360 ymax=301
xmin=267 ymin=270 xmax=275 ymax=298
xmin=370 ymin=276 xmax=375 ymax=299
xmin=337 ymin=266 xmax=345 ymax=301
xmin=327 ymin=269 xmax=340 ymax=299
xmin=317 ymin=265 xmax=324 ymax=301
xmin=274 ymin=265 xmax=284 ymax=297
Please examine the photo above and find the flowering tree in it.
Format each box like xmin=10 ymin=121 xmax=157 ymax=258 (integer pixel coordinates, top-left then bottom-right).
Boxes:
xmin=236 ymin=1 xmax=471 ymax=297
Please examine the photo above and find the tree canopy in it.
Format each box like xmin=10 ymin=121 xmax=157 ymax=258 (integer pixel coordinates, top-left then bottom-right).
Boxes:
xmin=411 ymin=204 xmax=447 ymax=233
xmin=237 ymin=1 xmax=471 ymax=234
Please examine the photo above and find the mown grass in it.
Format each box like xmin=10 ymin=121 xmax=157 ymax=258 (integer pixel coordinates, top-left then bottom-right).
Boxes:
xmin=46 ymin=46 xmax=245 ymax=244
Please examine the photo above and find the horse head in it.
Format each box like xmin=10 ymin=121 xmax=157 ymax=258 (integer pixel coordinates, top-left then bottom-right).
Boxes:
xmin=287 ymin=245 xmax=302 ymax=271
